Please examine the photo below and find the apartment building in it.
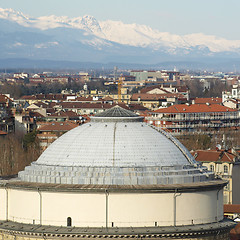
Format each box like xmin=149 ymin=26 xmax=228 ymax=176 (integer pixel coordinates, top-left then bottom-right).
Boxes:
xmin=37 ymin=121 xmax=78 ymax=151
xmin=192 ymin=148 xmax=240 ymax=204
xmin=146 ymin=103 xmax=239 ymax=132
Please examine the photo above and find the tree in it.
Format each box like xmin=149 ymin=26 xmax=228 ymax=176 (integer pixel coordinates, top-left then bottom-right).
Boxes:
xmin=0 ymin=131 xmax=40 ymax=176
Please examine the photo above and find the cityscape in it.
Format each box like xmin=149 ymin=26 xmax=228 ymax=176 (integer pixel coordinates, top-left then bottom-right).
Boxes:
xmin=0 ymin=1 xmax=240 ymax=240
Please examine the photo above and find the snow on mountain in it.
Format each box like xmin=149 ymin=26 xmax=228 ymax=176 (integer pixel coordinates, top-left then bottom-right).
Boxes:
xmin=183 ymin=33 xmax=240 ymax=52
xmin=0 ymin=7 xmax=31 ymax=27
xmin=98 ymin=20 xmax=240 ymax=53
xmin=98 ymin=20 xmax=188 ymax=49
xmin=1 ymin=7 xmax=240 ymax=55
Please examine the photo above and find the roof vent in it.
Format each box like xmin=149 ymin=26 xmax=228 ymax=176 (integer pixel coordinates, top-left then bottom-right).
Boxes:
xmin=206 ymin=103 xmax=210 ymax=106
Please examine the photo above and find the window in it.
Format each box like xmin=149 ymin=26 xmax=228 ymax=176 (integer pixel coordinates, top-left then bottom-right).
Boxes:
xmin=67 ymin=217 xmax=72 ymax=227
xmin=210 ymin=165 xmax=214 ymax=172
xmin=224 ymin=183 xmax=229 ymax=191
xmin=224 ymin=165 xmax=228 ymax=174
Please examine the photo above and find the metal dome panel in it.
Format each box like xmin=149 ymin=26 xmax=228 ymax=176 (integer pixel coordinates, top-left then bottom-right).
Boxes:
xmin=19 ymin=106 xmax=213 ymax=185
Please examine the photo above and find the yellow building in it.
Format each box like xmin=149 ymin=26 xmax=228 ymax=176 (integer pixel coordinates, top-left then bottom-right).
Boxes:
xmin=192 ymin=149 xmax=240 ymax=204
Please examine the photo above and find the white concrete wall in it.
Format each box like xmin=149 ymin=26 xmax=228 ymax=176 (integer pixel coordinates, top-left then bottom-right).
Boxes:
xmin=8 ymin=189 xmax=40 ymax=224
xmin=176 ymin=190 xmax=223 ymax=225
xmin=0 ymin=189 xmax=7 ymax=221
xmin=108 ymin=193 xmax=173 ymax=227
xmin=0 ymin=187 xmax=224 ymax=227
xmin=41 ymin=192 xmax=105 ymax=227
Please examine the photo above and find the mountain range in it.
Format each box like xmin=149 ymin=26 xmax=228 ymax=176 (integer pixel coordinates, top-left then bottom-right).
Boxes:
xmin=0 ymin=7 xmax=240 ymax=69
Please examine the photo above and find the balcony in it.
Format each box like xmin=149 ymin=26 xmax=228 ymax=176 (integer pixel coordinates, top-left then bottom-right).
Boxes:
xmin=148 ymin=114 xmax=239 ymax=122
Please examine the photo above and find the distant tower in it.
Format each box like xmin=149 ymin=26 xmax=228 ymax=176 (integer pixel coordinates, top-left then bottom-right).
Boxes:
xmin=118 ymin=76 xmax=123 ymax=103
xmin=83 ymin=83 xmax=88 ymax=92
xmin=114 ymin=66 xmax=118 ymax=82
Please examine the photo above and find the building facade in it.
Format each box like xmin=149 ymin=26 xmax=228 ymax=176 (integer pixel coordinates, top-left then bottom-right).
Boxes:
xmin=192 ymin=149 xmax=240 ymax=204
xmin=0 ymin=106 xmax=235 ymax=239
xmin=146 ymin=103 xmax=239 ymax=132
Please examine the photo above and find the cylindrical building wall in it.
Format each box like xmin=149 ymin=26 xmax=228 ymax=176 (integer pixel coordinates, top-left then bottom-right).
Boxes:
xmin=0 ymin=186 xmax=224 ymax=228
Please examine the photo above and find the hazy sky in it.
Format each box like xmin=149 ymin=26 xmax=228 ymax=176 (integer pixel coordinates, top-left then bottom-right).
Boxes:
xmin=1 ymin=0 xmax=239 ymax=40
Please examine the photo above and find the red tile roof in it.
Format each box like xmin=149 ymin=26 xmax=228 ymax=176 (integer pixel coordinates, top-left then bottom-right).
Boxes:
xmin=193 ymin=97 xmax=222 ymax=104
xmin=0 ymin=94 xmax=12 ymax=104
xmin=33 ymin=102 xmax=49 ymax=108
xmin=128 ymin=104 xmax=149 ymax=111
xmin=21 ymin=94 xmax=74 ymax=101
xmin=73 ymin=97 xmax=95 ymax=102
xmin=60 ymin=102 xmax=129 ymax=110
xmin=131 ymin=93 xmax=184 ymax=101
xmin=224 ymin=204 xmax=240 ymax=214
xmin=192 ymin=150 xmax=236 ymax=163
xmin=154 ymin=104 xmax=237 ymax=113
xmin=176 ymin=85 xmax=189 ymax=92
xmin=102 ymin=96 xmax=114 ymax=101
xmin=230 ymin=222 xmax=240 ymax=240
xmin=38 ymin=121 xmax=78 ymax=132
xmin=140 ymin=86 xmax=170 ymax=94
xmin=49 ymin=111 xmax=79 ymax=118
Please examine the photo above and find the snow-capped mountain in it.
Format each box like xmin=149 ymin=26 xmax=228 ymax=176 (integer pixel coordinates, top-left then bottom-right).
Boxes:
xmin=0 ymin=7 xmax=240 ymax=65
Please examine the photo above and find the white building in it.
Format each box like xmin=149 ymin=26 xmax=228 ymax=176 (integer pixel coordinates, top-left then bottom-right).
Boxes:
xmin=222 ymin=85 xmax=240 ymax=103
xmin=0 ymin=106 xmax=235 ymax=239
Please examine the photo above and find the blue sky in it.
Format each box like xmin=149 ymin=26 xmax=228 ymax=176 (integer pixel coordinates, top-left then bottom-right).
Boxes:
xmin=1 ymin=0 xmax=239 ymax=40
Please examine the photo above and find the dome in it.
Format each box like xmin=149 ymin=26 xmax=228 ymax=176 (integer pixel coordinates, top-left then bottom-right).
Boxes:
xmin=19 ymin=106 xmax=213 ymax=185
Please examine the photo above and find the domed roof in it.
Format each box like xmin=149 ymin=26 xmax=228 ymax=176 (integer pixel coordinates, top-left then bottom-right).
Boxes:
xmin=19 ymin=106 xmax=213 ymax=185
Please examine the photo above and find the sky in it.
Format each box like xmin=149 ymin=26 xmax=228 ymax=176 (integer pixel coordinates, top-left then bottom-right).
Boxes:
xmin=1 ymin=0 xmax=239 ymax=40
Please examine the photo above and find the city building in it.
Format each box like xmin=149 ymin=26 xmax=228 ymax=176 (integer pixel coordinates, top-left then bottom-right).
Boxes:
xmin=130 ymin=85 xmax=189 ymax=110
xmin=130 ymin=70 xmax=162 ymax=81
xmin=20 ymin=94 xmax=73 ymax=105
xmin=0 ymin=106 xmax=235 ymax=239
xmin=28 ymin=76 xmax=70 ymax=85
xmin=13 ymin=73 xmax=29 ymax=79
xmin=192 ymin=148 xmax=240 ymax=204
xmin=222 ymin=85 xmax=240 ymax=103
xmin=131 ymin=92 xmax=187 ymax=109
xmin=37 ymin=121 xmax=78 ymax=151
xmin=130 ymin=70 xmax=180 ymax=84
xmin=146 ymin=103 xmax=239 ymax=132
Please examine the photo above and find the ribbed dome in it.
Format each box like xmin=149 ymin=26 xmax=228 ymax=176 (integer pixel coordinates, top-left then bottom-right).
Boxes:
xmin=19 ymin=106 xmax=213 ymax=185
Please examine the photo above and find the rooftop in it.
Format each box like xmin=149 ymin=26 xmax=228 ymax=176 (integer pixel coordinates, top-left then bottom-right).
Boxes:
xmin=94 ymin=105 xmax=138 ymax=118
xmin=154 ymin=104 xmax=237 ymax=114
xmin=193 ymin=97 xmax=222 ymax=104
xmin=192 ymin=149 xmax=238 ymax=163
xmin=38 ymin=121 xmax=78 ymax=132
